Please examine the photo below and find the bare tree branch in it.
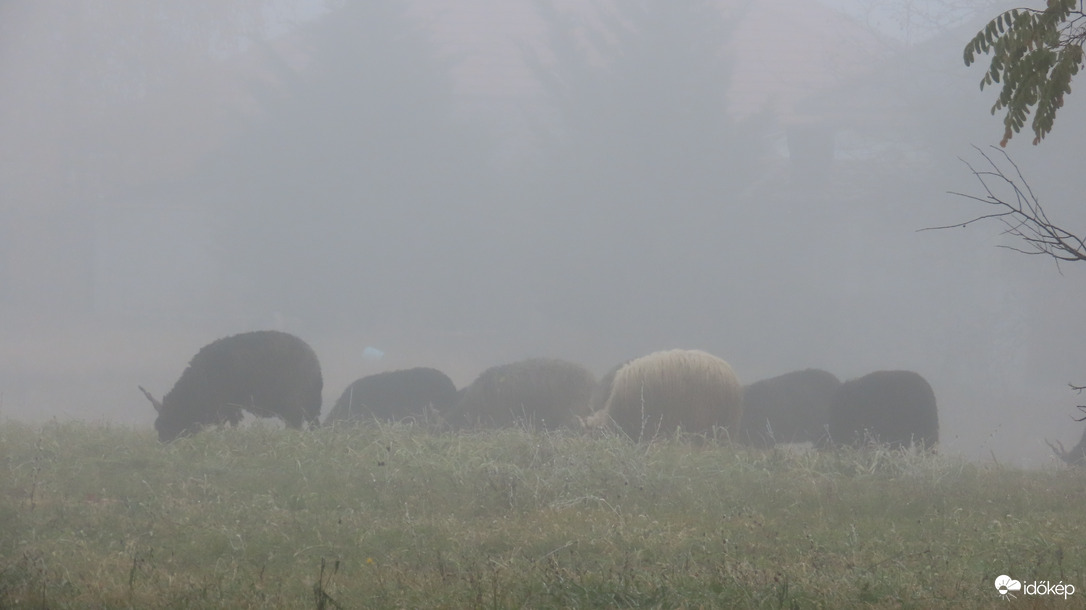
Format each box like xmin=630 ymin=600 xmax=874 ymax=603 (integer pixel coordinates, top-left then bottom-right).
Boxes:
xmin=1046 ymin=403 xmax=1086 ymax=466
xmin=921 ymin=145 xmax=1086 ymax=268
xmin=1069 ymin=389 xmax=1086 ymax=421
xmin=926 ymin=146 xmax=1086 ymax=425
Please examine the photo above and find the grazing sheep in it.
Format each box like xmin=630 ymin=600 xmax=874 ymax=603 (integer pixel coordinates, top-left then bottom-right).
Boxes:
xmin=140 ymin=330 xmax=322 ymax=442
xmin=596 ymin=349 xmax=743 ymax=441
xmin=324 ymin=367 xmax=458 ymax=425
xmin=452 ymin=358 xmax=596 ymax=430
xmin=739 ymin=369 xmax=840 ymax=447
xmin=824 ymin=370 xmax=938 ymax=450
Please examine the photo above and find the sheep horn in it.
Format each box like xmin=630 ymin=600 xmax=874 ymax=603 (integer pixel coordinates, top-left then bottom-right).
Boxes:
xmin=138 ymin=386 xmax=163 ymax=413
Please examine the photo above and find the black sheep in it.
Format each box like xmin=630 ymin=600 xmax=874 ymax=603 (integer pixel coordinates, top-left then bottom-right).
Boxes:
xmin=324 ymin=367 xmax=458 ymax=425
xmin=140 ymin=330 xmax=322 ymax=442
xmin=739 ymin=369 xmax=840 ymax=447
xmin=452 ymin=358 xmax=596 ymax=430
xmin=824 ymin=370 xmax=938 ymax=451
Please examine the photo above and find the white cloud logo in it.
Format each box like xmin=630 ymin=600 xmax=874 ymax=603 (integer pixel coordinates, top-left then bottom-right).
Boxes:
xmin=995 ymin=575 xmax=1022 ymax=599
xmin=994 ymin=575 xmax=1076 ymax=599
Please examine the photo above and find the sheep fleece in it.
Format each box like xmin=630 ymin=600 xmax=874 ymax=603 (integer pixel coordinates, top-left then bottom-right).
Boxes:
xmin=455 ymin=358 xmax=596 ymax=429
xmin=150 ymin=330 xmax=322 ymax=442
xmin=739 ymin=368 xmax=840 ymax=447
xmin=826 ymin=370 xmax=938 ymax=450
xmin=602 ymin=349 xmax=742 ymax=439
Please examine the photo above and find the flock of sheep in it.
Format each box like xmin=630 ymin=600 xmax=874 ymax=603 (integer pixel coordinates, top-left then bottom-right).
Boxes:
xmin=140 ymin=330 xmax=940 ymax=451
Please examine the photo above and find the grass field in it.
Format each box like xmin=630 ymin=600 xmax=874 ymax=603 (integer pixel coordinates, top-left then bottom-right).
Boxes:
xmin=1 ymin=420 xmax=1083 ymax=608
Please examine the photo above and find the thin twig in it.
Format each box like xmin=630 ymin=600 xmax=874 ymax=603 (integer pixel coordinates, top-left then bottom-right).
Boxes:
xmin=921 ymin=145 xmax=1086 ymax=269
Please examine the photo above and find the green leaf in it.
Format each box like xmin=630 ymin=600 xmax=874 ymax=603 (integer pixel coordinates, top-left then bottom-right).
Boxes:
xmin=967 ymin=4 xmax=1085 ymax=144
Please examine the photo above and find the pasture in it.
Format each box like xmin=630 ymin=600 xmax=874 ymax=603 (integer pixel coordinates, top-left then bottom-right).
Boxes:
xmin=0 ymin=420 xmax=1083 ymax=608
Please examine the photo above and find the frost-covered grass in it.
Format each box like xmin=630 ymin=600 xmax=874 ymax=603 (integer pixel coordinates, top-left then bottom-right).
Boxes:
xmin=0 ymin=420 xmax=1084 ymax=608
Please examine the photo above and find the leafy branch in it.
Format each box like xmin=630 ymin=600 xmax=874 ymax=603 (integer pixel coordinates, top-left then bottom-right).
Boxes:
xmin=964 ymin=0 xmax=1086 ymax=145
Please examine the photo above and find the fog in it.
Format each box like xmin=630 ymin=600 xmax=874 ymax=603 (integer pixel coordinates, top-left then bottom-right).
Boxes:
xmin=2 ymin=0 xmax=1084 ymax=467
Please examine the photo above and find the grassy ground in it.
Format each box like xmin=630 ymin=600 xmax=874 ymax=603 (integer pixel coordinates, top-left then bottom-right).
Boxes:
xmin=0 ymin=420 xmax=1084 ymax=609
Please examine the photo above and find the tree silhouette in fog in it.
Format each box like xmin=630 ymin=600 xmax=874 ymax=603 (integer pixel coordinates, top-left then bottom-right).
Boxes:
xmin=0 ymin=1 xmax=272 ymax=314
xmin=206 ymin=2 xmax=490 ymax=331
xmin=525 ymin=0 xmax=762 ymax=203
xmin=519 ymin=0 xmax=766 ymax=339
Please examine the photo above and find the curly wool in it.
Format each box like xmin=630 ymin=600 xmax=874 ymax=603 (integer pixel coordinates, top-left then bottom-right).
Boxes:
xmin=739 ymin=368 xmax=840 ymax=447
xmin=825 ymin=370 xmax=938 ymax=451
xmin=325 ymin=367 xmax=458 ymax=425
xmin=145 ymin=330 xmax=323 ymax=442
xmin=599 ymin=349 xmax=743 ymax=441
xmin=453 ymin=358 xmax=596 ymax=430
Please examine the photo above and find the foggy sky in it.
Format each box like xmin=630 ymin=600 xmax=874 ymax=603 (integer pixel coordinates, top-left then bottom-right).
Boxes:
xmin=1 ymin=0 xmax=1083 ymax=467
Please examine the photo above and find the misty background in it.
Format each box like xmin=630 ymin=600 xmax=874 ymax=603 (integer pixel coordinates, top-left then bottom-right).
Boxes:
xmin=2 ymin=0 xmax=1084 ymax=466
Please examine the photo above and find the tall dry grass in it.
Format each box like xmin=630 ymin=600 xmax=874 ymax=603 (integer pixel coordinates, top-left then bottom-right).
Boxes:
xmin=0 ymin=420 xmax=1083 ymax=608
